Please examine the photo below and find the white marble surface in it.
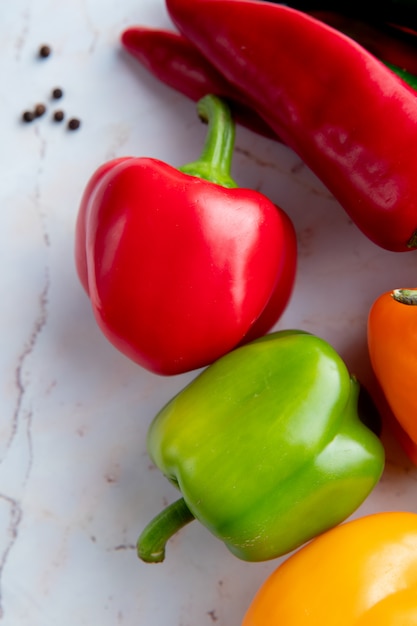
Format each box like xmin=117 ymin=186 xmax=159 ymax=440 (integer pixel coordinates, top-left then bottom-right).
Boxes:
xmin=2 ymin=1 xmax=417 ymax=624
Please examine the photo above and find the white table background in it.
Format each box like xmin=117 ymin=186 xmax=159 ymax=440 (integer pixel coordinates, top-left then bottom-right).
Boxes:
xmin=2 ymin=1 xmax=417 ymax=624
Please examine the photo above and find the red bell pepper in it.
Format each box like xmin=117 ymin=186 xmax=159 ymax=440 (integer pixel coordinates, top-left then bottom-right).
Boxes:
xmin=75 ymin=94 xmax=296 ymax=375
xmin=166 ymin=0 xmax=417 ymax=252
xmin=121 ymin=27 xmax=275 ymax=138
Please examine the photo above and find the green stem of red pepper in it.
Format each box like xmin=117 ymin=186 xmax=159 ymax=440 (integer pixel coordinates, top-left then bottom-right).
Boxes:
xmin=137 ymin=496 xmax=194 ymax=563
xmin=179 ymin=94 xmax=238 ymax=188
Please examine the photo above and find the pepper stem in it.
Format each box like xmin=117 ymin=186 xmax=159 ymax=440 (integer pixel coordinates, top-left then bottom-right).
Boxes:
xmin=407 ymin=230 xmax=417 ymax=248
xmin=137 ymin=497 xmax=195 ymax=563
xmin=391 ymin=288 xmax=417 ymax=305
xmin=179 ymin=94 xmax=238 ymax=188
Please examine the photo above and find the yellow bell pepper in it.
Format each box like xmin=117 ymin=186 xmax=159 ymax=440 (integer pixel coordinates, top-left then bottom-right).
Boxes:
xmin=242 ymin=511 xmax=417 ymax=625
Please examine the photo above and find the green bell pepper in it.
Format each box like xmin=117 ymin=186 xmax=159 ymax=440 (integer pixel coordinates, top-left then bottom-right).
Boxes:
xmin=138 ymin=330 xmax=385 ymax=563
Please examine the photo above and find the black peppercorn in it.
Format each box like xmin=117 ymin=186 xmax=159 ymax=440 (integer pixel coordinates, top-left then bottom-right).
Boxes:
xmin=67 ymin=118 xmax=81 ymax=131
xmin=39 ymin=45 xmax=51 ymax=58
xmin=34 ymin=103 xmax=46 ymax=118
xmin=22 ymin=111 xmax=35 ymax=123
xmin=53 ymin=110 xmax=65 ymax=122
xmin=52 ymin=88 xmax=63 ymax=100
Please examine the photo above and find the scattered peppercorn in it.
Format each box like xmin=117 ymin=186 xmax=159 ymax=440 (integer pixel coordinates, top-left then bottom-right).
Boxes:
xmin=67 ymin=117 xmax=81 ymax=131
xmin=34 ymin=103 xmax=47 ymax=118
xmin=53 ymin=110 xmax=65 ymax=122
xmin=22 ymin=110 xmax=35 ymax=123
xmin=21 ymin=53 xmax=82 ymax=132
xmin=39 ymin=45 xmax=51 ymax=58
xmin=52 ymin=88 xmax=63 ymax=100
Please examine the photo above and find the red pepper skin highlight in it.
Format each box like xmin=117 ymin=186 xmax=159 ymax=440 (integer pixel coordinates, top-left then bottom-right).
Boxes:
xmin=75 ymin=156 xmax=132 ymax=295
xmin=121 ymin=27 xmax=275 ymax=138
xmin=75 ymin=95 xmax=296 ymax=375
xmin=166 ymin=0 xmax=417 ymax=251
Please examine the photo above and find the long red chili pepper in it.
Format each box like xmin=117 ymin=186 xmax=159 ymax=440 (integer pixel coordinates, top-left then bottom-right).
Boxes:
xmin=121 ymin=19 xmax=417 ymax=143
xmin=121 ymin=27 xmax=275 ymax=138
xmin=309 ymin=10 xmax=417 ymax=78
xmin=166 ymin=0 xmax=417 ymax=252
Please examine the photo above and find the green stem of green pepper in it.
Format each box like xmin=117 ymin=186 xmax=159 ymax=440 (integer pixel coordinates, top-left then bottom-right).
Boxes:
xmin=137 ymin=497 xmax=195 ymax=563
xmin=179 ymin=94 xmax=238 ymax=188
xmin=392 ymin=288 xmax=417 ymax=304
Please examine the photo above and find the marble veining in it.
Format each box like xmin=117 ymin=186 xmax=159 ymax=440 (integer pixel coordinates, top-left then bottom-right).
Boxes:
xmin=2 ymin=1 xmax=417 ymax=625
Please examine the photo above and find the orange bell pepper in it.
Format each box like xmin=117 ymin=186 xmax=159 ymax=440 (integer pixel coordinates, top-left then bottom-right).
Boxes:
xmin=242 ymin=511 xmax=417 ymax=625
xmin=368 ymin=288 xmax=417 ymax=464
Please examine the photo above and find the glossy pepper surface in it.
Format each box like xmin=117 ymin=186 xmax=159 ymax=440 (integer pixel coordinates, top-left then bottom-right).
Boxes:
xmin=166 ymin=0 xmax=417 ymax=251
xmin=368 ymin=288 xmax=417 ymax=464
xmin=242 ymin=511 xmax=417 ymax=625
xmin=121 ymin=14 xmax=417 ymax=116
xmin=137 ymin=330 xmax=384 ymax=563
xmin=121 ymin=27 xmax=275 ymax=138
xmin=75 ymin=95 xmax=296 ymax=375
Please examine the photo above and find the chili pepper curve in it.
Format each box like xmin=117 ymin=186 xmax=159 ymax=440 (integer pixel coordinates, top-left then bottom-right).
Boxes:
xmin=166 ymin=0 xmax=417 ymax=251
xmin=121 ymin=20 xmax=417 ymax=140
xmin=121 ymin=27 xmax=275 ymax=138
xmin=308 ymin=10 xmax=417 ymax=78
